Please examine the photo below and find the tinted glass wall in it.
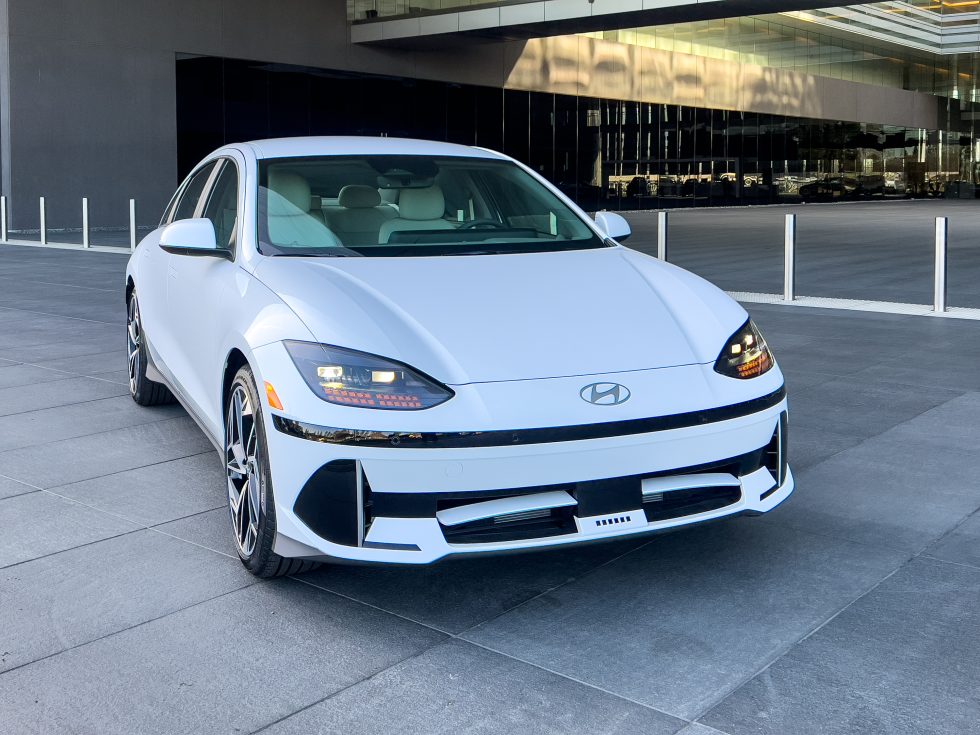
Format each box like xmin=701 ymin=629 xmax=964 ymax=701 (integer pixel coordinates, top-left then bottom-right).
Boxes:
xmin=177 ymin=56 xmax=976 ymax=212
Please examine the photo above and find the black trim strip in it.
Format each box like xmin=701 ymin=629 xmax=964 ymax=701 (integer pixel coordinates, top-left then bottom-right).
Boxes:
xmin=272 ymin=386 xmax=785 ymax=449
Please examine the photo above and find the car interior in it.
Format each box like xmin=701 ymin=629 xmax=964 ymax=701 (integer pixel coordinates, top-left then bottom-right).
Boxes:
xmin=257 ymin=156 xmax=598 ymax=255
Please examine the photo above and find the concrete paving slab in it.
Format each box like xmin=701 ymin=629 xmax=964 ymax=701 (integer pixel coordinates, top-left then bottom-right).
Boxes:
xmin=679 ymin=725 xmax=733 ymax=735
xmin=788 ymin=376 xmax=963 ymax=440
xmin=0 ymin=395 xmax=185 ymax=453
xmin=300 ymin=536 xmax=651 ymax=634
xmin=0 ymin=376 xmax=128 ymax=418
xmin=0 ymin=363 xmax=73 ymax=389
xmin=925 ymin=510 xmax=980 ymax=569
xmin=29 ymin=350 xmax=128 ymax=376
xmin=0 ymin=530 xmax=255 ymax=672
xmin=261 ymin=639 xmax=684 ymax=735
xmin=0 ymin=416 xmax=212 ymax=488
xmin=0 ymin=474 xmax=37 ymax=500
xmin=461 ymin=521 xmax=908 ymax=720
xmin=0 ymin=579 xmax=446 ymax=735
xmin=55 ymin=451 xmax=223 ymax=527
xmin=700 ymin=558 xmax=980 ymax=735
xmin=0 ymin=334 xmax=125 ymax=363
xmin=775 ymin=421 xmax=980 ymax=553
xmin=155 ymin=507 xmax=238 ymax=558
xmin=0 ymin=492 xmax=138 ymax=568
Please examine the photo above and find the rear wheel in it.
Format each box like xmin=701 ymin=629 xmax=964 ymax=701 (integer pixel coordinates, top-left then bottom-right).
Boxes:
xmin=225 ymin=364 xmax=318 ymax=578
xmin=127 ymin=292 xmax=175 ymax=406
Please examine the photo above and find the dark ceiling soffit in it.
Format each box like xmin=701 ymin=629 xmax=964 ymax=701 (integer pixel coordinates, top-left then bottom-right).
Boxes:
xmin=353 ymin=0 xmax=870 ymax=46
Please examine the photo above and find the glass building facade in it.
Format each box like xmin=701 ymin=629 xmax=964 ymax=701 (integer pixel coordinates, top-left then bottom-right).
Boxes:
xmin=178 ymin=55 xmax=975 ymax=211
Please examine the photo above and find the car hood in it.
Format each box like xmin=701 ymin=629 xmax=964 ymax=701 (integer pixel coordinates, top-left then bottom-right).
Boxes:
xmin=252 ymin=247 xmax=746 ymax=385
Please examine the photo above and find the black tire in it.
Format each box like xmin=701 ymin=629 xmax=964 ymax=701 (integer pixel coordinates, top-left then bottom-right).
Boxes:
xmin=127 ymin=292 xmax=175 ymax=407
xmin=225 ymin=364 xmax=319 ymax=578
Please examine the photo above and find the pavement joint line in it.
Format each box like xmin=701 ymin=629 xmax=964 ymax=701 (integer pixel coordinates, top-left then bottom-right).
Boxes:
xmin=731 ymin=291 xmax=980 ymax=321
xmin=918 ymin=554 xmax=980 ymax=573
xmin=0 ymin=580 xmax=259 ymax=678
xmin=0 ymin=303 xmax=118 ymax=326
xmin=247 ymin=637 xmax=453 ymax=735
xmin=0 ymin=418 xmax=208 ymax=464
xmin=4 ymin=279 xmax=117 ymax=293
xmin=0 ymin=528 xmax=145 ymax=573
xmin=39 ymin=448 xmax=216 ymax=493
xmin=0 ymin=390 xmax=143 ymax=422
xmin=0 ymin=471 xmax=42 ymax=492
xmin=690 ymin=559 xmax=912 ymax=724
xmin=461 ymin=637 xmax=692 ymax=724
xmin=23 ymin=360 xmax=131 ymax=385
xmin=697 ymin=486 xmax=980 ymax=722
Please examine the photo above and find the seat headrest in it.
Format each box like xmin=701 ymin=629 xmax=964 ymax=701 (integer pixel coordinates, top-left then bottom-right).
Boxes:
xmin=268 ymin=171 xmax=311 ymax=212
xmin=338 ymin=185 xmax=382 ymax=209
xmin=398 ymin=186 xmax=445 ymax=221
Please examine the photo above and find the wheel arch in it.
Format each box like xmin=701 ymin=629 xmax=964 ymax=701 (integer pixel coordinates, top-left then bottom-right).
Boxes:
xmin=222 ymin=348 xmax=250 ymax=426
xmin=125 ymin=276 xmax=135 ymax=305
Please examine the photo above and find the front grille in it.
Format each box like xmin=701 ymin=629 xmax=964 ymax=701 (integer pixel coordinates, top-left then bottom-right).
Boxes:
xmin=642 ymin=486 xmax=741 ymax=522
xmin=442 ymin=506 xmax=577 ymax=544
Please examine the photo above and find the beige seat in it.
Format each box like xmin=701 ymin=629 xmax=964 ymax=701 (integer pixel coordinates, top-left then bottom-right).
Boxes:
xmin=378 ymin=185 xmax=455 ymax=244
xmin=266 ymin=171 xmax=340 ymax=248
xmin=326 ymin=185 xmax=396 ymax=246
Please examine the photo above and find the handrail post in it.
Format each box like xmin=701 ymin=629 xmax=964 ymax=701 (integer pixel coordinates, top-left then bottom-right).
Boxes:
xmin=39 ymin=197 xmax=47 ymax=245
xmin=0 ymin=196 xmax=7 ymax=242
xmin=784 ymin=213 xmax=796 ymax=301
xmin=934 ymin=216 xmax=948 ymax=313
xmin=657 ymin=210 xmax=668 ymax=261
xmin=82 ymin=198 xmax=90 ymax=248
xmin=129 ymin=198 xmax=137 ymax=252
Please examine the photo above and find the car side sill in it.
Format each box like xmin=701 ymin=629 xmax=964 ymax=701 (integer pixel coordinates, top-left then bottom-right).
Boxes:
xmin=144 ymin=336 xmax=223 ymax=454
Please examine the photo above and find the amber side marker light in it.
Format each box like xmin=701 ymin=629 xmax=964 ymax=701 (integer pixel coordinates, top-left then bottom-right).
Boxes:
xmin=265 ymin=381 xmax=284 ymax=411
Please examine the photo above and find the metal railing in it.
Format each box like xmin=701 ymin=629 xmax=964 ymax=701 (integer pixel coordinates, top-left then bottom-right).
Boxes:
xmin=654 ymin=209 xmax=953 ymax=315
xmin=0 ymin=196 xmax=144 ymax=252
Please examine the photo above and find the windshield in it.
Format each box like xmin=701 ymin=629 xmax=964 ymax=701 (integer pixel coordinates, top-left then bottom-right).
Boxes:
xmin=257 ymin=155 xmax=606 ymax=257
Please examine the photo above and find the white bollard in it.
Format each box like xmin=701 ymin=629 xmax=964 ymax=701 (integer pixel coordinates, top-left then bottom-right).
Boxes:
xmin=784 ymin=213 xmax=796 ymax=302
xmin=934 ymin=217 xmax=947 ymax=313
xmin=657 ymin=210 xmax=668 ymax=261
xmin=0 ymin=196 xmax=7 ymax=242
xmin=39 ymin=197 xmax=47 ymax=246
xmin=129 ymin=199 xmax=137 ymax=252
xmin=82 ymin=198 xmax=90 ymax=248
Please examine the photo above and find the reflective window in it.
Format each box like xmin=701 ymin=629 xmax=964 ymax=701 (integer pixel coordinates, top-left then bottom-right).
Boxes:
xmin=202 ymin=161 xmax=239 ymax=249
xmin=257 ymin=155 xmax=604 ymax=257
xmin=173 ymin=162 xmax=218 ymax=222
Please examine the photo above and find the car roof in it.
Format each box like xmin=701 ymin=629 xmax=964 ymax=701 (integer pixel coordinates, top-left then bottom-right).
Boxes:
xmin=241 ymin=136 xmax=508 ymax=161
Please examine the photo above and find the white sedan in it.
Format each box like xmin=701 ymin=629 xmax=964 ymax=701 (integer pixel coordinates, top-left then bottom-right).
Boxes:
xmin=125 ymin=137 xmax=792 ymax=577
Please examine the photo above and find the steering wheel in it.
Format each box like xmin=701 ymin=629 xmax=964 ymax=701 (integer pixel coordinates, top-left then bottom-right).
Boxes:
xmin=458 ymin=219 xmax=508 ymax=230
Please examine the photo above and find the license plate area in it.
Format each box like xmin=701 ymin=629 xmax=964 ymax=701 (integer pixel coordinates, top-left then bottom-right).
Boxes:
xmin=572 ymin=476 xmax=642 ymax=518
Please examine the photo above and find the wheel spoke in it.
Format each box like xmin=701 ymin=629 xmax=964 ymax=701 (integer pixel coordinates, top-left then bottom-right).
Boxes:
xmin=225 ymin=383 xmax=262 ymax=559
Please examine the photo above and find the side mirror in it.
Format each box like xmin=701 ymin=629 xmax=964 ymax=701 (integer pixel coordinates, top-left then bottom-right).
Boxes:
xmin=593 ymin=211 xmax=631 ymax=242
xmin=159 ymin=218 xmax=229 ymax=258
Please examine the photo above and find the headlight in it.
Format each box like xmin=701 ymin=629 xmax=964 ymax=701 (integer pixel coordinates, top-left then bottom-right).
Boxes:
xmin=714 ymin=319 xmax=774 ymax=379
xmin=284 ymin=341 xmax=454 ymax=410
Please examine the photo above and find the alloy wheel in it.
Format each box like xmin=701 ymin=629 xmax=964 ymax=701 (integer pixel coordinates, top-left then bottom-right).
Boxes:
xmin=126 ymin=297 xmax=141 ymax=396
xmin=226 ymin=383 xmax=262 ymax=558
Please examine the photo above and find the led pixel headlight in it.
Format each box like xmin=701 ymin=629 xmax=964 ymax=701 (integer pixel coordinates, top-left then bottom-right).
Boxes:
xmin=284 ymin=341 xmax=453 ymax=410
xmin=714 ymin=319 xmax=773 ymax=379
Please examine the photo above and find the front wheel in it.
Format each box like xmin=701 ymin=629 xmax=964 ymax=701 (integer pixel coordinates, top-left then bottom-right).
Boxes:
xmin=225 ymin=364 xmax=318 ymax=578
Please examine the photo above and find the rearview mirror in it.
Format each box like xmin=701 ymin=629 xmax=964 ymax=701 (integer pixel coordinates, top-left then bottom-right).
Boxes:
xmin=159 ymin=218 xmax=229 ymax=258
xmin=593 ymin=211 xmax=631 ymax=242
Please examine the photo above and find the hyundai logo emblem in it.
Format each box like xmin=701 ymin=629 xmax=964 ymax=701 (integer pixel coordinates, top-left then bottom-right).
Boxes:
xmin=580 ymin=382 xmax=631 ymax=406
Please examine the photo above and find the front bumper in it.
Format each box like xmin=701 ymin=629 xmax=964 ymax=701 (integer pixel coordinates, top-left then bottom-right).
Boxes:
xmin=267 ymin=392 xmax=792 ymax=565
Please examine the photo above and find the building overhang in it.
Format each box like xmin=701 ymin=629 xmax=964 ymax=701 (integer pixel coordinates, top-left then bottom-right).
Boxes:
xmin=350 ymin=0 xmax=869 ymax=46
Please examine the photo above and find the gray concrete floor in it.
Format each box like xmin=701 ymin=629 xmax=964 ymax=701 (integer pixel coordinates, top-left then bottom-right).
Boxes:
xmin=624 ymin=200 xmax=980 ymax=308
xmin=0 ymin=236 xmax=979 ymax=734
